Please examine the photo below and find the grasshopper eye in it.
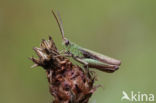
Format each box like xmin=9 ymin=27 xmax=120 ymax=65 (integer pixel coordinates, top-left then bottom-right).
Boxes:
xmin=65 ymin=40 xmax=70 ymax=45
xmin=63 ymin=38 xmax=70 ymax=46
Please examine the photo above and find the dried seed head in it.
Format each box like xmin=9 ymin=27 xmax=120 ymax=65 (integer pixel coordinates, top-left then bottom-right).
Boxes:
xmin=30 ymin=36 xmax=97 ymax=103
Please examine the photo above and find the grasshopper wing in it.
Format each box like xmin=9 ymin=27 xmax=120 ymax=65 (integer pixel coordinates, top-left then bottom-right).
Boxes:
xmin=79 ymin=48 xmax=121 ymax=66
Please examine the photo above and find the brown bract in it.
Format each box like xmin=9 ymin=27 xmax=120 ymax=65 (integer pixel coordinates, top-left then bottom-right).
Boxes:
xmin=30 ymin=36 xmax=97 ymax=103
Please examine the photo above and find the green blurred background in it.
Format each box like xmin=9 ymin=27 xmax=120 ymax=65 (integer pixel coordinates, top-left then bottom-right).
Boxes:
xmin=0 ymin=0 xmax=156 ymax=103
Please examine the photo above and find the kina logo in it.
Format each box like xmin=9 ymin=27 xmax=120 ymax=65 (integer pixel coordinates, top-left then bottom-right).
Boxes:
xmin=121 ymin=91 xmax=154 ymax=102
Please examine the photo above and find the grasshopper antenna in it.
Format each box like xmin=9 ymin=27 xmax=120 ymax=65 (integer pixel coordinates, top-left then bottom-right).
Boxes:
xmin=52 ymin=10 xmax=66 ymax=41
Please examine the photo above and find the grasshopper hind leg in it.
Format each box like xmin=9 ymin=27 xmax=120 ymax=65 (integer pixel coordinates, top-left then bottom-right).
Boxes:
xmin=83 ymin=58 xmax=119 ymax=73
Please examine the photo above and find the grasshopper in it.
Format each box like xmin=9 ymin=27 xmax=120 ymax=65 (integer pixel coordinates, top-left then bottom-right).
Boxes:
xmin=52 ymin=10 xmax=121 ymax=73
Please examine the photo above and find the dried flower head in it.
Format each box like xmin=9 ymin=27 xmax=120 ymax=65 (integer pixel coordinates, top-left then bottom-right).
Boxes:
xmin=30 ymin=36 xmax=97 ymax=103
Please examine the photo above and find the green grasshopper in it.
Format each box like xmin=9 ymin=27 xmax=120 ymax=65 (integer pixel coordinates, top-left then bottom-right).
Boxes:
xmin=52 ymin=10 xmax=121 ymax=73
